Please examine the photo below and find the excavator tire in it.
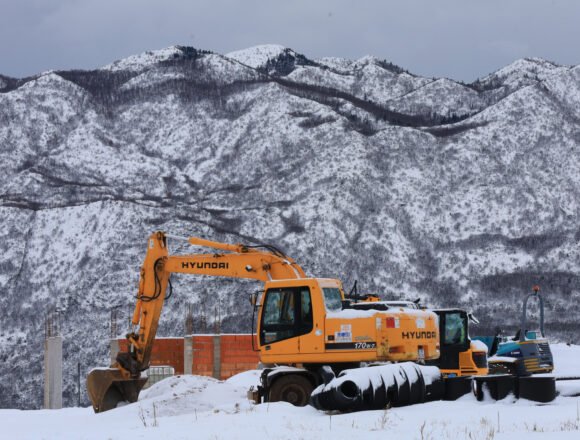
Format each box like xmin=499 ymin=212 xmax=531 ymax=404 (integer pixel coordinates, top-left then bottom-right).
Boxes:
xmin=269 ymin=374 xmax=313 ymax=407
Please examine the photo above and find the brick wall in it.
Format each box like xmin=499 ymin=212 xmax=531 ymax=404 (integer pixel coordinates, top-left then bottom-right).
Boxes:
xmin=191 ymin=336 xmax=215 ymax=377
xmin=220 ymin=334 xmax=260 ymax=379
xmin=115 ymin=334 xmax=259 ymax=380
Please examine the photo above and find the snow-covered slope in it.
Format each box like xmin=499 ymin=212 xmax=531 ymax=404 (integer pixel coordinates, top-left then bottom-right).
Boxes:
xmin=389 ymin=78 xmax=484 ymax=119
xmin=478 ymin=58 xmax=569 ymax=91
xmin=102 ymin=47 xmax=184 ymax=71
xmin=1 ymin=45 xmax=580 ymax=410
xmin=226 ymin=44 xmax=289 ymax=68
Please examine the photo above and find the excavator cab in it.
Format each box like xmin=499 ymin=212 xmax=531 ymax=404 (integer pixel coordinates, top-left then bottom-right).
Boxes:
xmin=259 ymin=285 xmax=314 ymax=345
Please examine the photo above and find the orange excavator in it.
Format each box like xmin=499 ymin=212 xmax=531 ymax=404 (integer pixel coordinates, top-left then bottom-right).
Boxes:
xmin=87 ymin=231 xmax=485 ymax=412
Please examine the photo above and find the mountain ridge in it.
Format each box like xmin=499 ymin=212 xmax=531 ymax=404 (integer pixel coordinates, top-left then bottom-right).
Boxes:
xmin=1 ymin=45 xmax=579 ymax=409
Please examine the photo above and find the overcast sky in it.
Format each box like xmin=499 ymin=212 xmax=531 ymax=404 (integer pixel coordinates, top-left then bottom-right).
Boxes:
xmin=1 ymin=0 xmax=579 ymax=81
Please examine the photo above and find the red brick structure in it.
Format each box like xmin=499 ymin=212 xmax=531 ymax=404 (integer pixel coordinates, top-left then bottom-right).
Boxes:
xmin=116 ymin=334 xmax=259 ymax=380
xmin=219 ymin=334 xmax=261 ymax=379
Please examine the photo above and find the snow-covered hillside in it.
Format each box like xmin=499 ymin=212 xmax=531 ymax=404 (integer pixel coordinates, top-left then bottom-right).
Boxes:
xmin=2 ymin=344 xmax=580 ymax=439
xmin=1 ymin=45 xmax=580 ymax=409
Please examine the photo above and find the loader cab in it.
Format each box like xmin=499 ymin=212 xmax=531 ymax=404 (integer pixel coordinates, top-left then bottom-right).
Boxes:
xmin=430 ymin=309 xmax=488 ymax=377
xmin=434 ymin=309 xmax=469 ymax=369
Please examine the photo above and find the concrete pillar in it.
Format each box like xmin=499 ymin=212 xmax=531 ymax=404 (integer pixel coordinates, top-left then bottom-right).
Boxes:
xmin=44 ymin=336 xmax=63 ymax=409
xmin=110 ymin=339 xmax=120 ymax=366
xmin=212 ymin=335 xmax=221 ymax=379
xmin=184 ymin=336 xmax=193 ymax=375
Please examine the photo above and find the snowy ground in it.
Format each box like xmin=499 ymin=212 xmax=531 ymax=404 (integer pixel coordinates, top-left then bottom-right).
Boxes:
xmin=3 ymin=344 xmax=580 ymax=439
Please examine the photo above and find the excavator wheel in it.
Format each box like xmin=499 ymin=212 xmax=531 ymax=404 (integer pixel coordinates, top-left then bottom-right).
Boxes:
xmin=269 ymin=374 xmax=313 ymax=407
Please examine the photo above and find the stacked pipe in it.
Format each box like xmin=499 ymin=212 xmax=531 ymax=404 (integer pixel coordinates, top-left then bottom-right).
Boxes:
xmin=310 ymin=363 xmax=444 ymax=412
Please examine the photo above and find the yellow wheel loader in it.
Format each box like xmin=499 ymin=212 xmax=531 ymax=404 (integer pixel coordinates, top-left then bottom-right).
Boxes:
xmin=87 ymin=231 xmax=486 ymax=412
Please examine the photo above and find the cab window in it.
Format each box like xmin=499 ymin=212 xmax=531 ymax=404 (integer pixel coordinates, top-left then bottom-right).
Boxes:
xmin=444 ymin=312 xmax=467 ymax=345
xmin=260 ymin=286 xmax=313 ymax=345
xmin=322 ymin=287 xmax=343 ymax=312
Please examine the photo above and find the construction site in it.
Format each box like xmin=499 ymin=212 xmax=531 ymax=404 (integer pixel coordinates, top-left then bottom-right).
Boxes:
xmin=28 ymin=231 xmax=579 ymax=439
xmin=93 ymin=232 xmax=569 ymax=408
xmin=3 ymin=2 xmax=580 ymax=438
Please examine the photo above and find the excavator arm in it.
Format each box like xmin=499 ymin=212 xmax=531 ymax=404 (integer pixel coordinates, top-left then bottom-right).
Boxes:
xmin=87 ymin=231 xmax=306 ymax=412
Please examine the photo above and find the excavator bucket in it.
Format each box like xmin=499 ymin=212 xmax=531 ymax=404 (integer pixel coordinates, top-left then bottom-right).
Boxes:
xmin=87 ymin=368 xmax=148 ymax=413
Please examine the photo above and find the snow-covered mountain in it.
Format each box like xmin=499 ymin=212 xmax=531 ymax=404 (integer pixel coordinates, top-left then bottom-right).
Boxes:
xmin=1 ymin=45 xmax=580 ymax=409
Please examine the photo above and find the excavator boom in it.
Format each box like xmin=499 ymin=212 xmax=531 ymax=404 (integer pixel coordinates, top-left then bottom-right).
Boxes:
xmin=87 ymin=231 xmax=305 ymax=412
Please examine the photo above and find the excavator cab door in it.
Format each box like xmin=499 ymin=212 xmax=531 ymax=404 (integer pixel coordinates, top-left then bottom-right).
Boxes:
xmin=298 ymin=286 xmax=323 ymax=354
xmin=259 ymin=286 xmax=315 ymax=355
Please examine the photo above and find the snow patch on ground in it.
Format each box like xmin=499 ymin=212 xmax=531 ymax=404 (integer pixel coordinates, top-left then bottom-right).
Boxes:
xmin=3 ymin=344 xmax=579 ymax=439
